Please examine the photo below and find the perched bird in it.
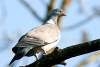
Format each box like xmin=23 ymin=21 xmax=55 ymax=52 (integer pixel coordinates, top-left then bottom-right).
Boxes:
xmin=9 ymin=9 xmax=66 ymax=65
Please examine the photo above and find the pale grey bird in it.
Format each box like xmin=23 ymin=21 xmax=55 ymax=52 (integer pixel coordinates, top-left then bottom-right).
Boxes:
xmin=9 ymin=9 xmax=66 ymax=65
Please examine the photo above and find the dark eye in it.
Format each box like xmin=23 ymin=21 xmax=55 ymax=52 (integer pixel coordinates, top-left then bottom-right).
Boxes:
xmin=58 ymin=10 xmax=61 ymax=13
xmin=60 ymin=10 xmax=62 ymax=12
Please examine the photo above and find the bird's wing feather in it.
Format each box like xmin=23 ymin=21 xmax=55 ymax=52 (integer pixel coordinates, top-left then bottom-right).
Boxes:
xmin=15 ymin=35 xmax=45 ymax=47
xmin=27 ymin=23 xmax=60 ymax=43
xmin=14 ymin=23 xmax=60 ymax=48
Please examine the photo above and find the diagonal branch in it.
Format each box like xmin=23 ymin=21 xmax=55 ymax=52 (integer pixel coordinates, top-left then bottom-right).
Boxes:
xmin=19 ymin=0 xmax=44 ymax=22
xmin=39 ymin=0 xmax=48 ymax=7
xmin=43 ymin=0 xmax=56 ymax=24
xmin=47 ymin=0 xmax=56 ymax=14
xmin=58 ymin=0 xmax=72 ymax=28
xmin=77 ymin=0 xmax=84 ymax=13
xmin=63 ymin=6 xmax=100 ymax=31
xmin=0 ymin=0 xmax=7 ymax=25
xmin=24 ymin=39 xmax=100 ymax=67
xmin=63 ymin=14 xmax=96 ymax=31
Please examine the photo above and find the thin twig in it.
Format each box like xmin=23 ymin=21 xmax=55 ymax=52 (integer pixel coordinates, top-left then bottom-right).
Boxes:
xmin=39 ymin=0 xmax=48 ymax=7
xmin=47 ymin=0 xmax=56 ymax=14
xmin=63 ymin=14 xmax=96 ymax=31
xmin=0 ymin=0 xmax=7 ymax=25
xmin=77 ymin=0 xmax=84 ymax=13
xmin=19 ymin=0 xmax=44 ymax=22
xmin=43 ymin=0 xmax=56 ymax=24
xmin=58 ymin=0 xmax=72 ymax=28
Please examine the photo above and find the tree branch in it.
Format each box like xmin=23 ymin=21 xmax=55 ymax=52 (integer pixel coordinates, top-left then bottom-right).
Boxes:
xmin=58 ymin=0 xmax=72 ymax=28
xmin=19 ymin=0 xmax=44 ymax=22
xmin=0 ymin=0 xmax=7 ymax=25
xmin=39 ymin=0 xmax=48 ymax=7
xmin=63 ymin=6 xmax=100 ymax=31
xmin=47 ymin=0 xmax=56 ymax=14
xmin=63 ymin=14 xmax=96 ymax=31
xmin=24 ymin=39 xmax=100 ymax=67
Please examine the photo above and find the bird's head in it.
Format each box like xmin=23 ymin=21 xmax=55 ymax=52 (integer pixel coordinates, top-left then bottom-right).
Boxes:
xmin=45 ymin=9 xmax=66 ymax=24
xmin=50 ymin=9 xmax=66 ymax=16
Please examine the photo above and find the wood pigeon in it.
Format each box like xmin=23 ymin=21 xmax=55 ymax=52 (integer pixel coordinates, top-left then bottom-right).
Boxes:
xmin=9 ymin=9 xmax=66 ymax=65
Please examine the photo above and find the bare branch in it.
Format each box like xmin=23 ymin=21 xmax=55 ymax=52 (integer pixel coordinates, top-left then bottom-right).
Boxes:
xmin=19 ymin=0 xmax=44 ymax=22
xmin=93 ymin=7 xmax=100 ymax=16
xmin=63 ymin=6 xmax=100 ymax=31
xmin=0 ymin=32 xmax=13 ymax=52
xmin=60 ymin=0 xmax=71 ymax=11
xmin=43 ymin=0 xmax=56 ymax=24
xmin=58 ymin=0 xmax=72 ymax=28
xmin=24 ymin=39 xmax=100 ymax=67
xmin=39 ymin=0 xmax=48 ymax=7
xmin=77 ymin=0 xmax=84 ymax=14
xmin=77 ymin=51 xmax=100 ymax=67
xmin=47 ymin=0 xmax=56 ymax=14
xmin=0 ymin=0 xmax=7 ymax=25
xmin=63 ymin=14 xmax=96 ymax=31
xmin=81 ymin=31 xmax=89 ymax=42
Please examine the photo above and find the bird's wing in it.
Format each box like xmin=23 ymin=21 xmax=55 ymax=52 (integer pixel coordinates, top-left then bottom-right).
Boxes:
xmin=27 ymin=23 xmax=60 ymax=43
xmin=14 ymin=23 xmax=60 ymax=48
xmin=12 ymin=34 xmax=45 ymax=54
xmin=15 ymin=35 xmax=45 ymax=47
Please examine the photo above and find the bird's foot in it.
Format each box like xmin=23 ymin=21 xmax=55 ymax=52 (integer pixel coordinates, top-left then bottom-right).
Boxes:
xmin=59 ymin=61 xmax=66 ymax=66
xmin=53 ymin=47 xmax=62 ymax=53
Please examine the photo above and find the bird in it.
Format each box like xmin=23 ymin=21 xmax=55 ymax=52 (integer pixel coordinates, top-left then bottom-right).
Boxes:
xmin=9 ymin=9 xmax=66 ymax=65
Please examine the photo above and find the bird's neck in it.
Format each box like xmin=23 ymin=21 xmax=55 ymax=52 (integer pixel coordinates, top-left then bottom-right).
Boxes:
xmin=46 ymin=15 xmax=58 ymax=24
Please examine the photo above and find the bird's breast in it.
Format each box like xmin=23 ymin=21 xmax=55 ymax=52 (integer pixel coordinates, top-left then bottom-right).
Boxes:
xmin=41 ymin=38 xmax=60 ymax=54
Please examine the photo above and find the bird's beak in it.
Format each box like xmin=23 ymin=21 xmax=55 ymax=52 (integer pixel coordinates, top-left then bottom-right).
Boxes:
xmin=62 ymin=12 xmax=66 ymax=16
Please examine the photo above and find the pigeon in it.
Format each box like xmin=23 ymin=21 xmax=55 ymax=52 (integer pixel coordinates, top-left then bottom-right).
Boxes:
xmin=9 ymin=9 xmax=66 ymax=65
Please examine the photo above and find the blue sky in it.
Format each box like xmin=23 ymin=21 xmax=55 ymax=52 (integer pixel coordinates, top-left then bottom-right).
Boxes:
xmin=0 ymin=0 xmax=100 ymax=67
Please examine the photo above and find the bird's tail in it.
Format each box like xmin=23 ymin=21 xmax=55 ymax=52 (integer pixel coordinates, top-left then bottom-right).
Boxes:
xmin=9 ymin=47 xmax=33 ymax=66
xmin=9 ymin=53 xmax=23 ymax=65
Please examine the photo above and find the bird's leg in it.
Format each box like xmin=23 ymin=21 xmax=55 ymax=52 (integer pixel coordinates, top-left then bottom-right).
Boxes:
xmin=34 ymin=54 xmax=39 ymax=61
xmin=39 ymin=48 xmax=46 ymax=55
xmin=42 ymin=49 xmax=46 ymax=55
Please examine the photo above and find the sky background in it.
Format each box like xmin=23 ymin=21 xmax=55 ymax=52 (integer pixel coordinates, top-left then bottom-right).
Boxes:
xmin=0 ymin=0 xmax=100 ymax=67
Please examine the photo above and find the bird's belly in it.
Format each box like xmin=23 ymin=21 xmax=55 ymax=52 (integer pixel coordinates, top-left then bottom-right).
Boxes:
xmin=41 ymin=39 xmax=59 ymax=54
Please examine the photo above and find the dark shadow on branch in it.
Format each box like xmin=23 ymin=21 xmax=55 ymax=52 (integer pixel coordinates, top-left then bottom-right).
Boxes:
xmin=24 ymin=39 xmax=100 ymax=67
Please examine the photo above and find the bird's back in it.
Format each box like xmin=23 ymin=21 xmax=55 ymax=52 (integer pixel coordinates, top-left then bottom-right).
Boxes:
xmin=27 ymin=23 xmax=60 ymax=43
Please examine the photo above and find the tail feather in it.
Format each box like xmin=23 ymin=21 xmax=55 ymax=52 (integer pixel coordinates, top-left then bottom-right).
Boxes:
xmin=9 ymin=53 xmax=24 ymax=65
xmin=9 ymin=47 xmax=33 ymax=65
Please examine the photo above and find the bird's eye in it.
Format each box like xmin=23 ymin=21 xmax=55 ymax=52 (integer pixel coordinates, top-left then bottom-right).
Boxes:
xmin=59 ymin=10 xmax=62 ymax=13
